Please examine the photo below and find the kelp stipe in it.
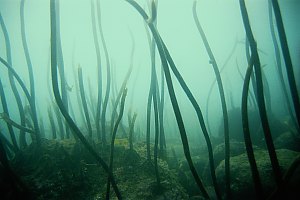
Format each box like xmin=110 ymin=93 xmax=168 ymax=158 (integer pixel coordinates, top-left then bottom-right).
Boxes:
xmin=55 ymin=0 xmax=70 ymax=138
xmin=0 ymin=78 xmax=18 ymax=151
xmin=47 ymin=106 xmax=57 ymax=139
xmin=193 ymin=1 xmax=229 ymax=198
xmin=50 ymin=0 xmax=122 ymax=199
xmin=125 ymin=0 xmax=210 ymax=198
xmin=78 ymin=67 xmax=93 ymax=138
xmin=20 ymin=0 xmax=41 ymax=144
xmin=90 ymin=0 xmax=103 ymax=142
xmin=144 ymin=11 xmax=161 ymax=184
xmin=241 ymin=55 xmax=264 ymax=199
xmin=128 ymin=112 xmax=137 ymax=150
xmin=271 ymin=0 xmax=300 ymax=128
xmin=240 ymin=0 xmax=283 ymax=195
xmin=0 ymin=12 xmax=27 ymax=149
xmin=268 ymin=0 xmax=299 ymax=131
xmin=106 ymin=88 xmax=127 ymax=200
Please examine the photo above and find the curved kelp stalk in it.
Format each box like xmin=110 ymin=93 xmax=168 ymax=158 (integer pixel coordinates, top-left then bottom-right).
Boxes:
xmin=205 ymin=40 xmax=238 ymax=136
xmin=128 ymin=112 xmax=137 ymax=150
xmin=193 ymin=1 xmax=229 ymax=198
xmin=159 ymin=64 xmax=166 ymax=155
xmin=271 ymin=0 xmax=300 ymax=128
xmin=106 ymin=88 xmax=127 ymax=200
xmin=50 ymin=1 xmax=122 ymax=198
xmin=144 ymin=16 xmax=159 ymax=163
xmin=0 ymin=79 xmax=19 ymax=151
xmin=0 ymin=112 xmax=35 ymax=135
xmin=240 ymin=0 xmax=283 ymax=193
xmin=0 ymin=58 xmax=37 ymax=139
xmin=147 ymin=26 xmax=161 ymax=185
xmin=90 ymin=0 xmax=102 ymax=142
xmin=47 ymin=106 xmax=57 ymax=139
xmin=0 ymin=12 xmax=26 ymax=149
xmin=125 ymin=1 xmax=210 ymax=198
xmin=55 ymin=0 xmax=70 ymax=138
xmin=110 ymin=31 xmax=134 ymax=142
xmin=20 ymin=0 xmax=41 ymax=144
xmin=241 ymin=55 xmax=264 ymax=199
xmin=268 ymin=0 xmax=299 ymax=132
xmin=78 ymin=67 xmax=93 ymax=138
xmin=96 ymin=0 xmax=112 ymax=146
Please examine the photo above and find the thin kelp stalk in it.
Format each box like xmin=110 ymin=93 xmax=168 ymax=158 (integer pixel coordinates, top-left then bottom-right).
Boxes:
xmin=0 ymin=58 xmax=36 ymax=129
xmin=87 ymin=78 xmax=97 ymax=122
xmin=78 ymin=67 xmax=93 ymax=139
xmin=53 ymin=104 xmax=65 ymax=139
xmin=55 ymin=0 xmax=70 ymax=138
xmin=245 ymin=38 xmax=258 ymax=103
xmin=159 ymin=64 xmax=166 ymax=155
xmin=47 ymin=106 xmax=57 ymax=139
xmin=241 ymin=55 xmax=264 ymax=199
xmin=144 ymin=13 xmax=159 ymax=163
xmin=72 ymin=59 xmax=87 ymax=132
xmin=193 ymin=2 xmax=229 ymax=198
xmin=97 ymin=0 xmax=111 ymax=147
xmin=125 ymin=1 xmax=209 ymax=198
xmin=271 ymin=0 xmax=300 ymax=127
xmin=205 ymin=40 xmax=238 ymax=136
xmin=0 ymin=13 xmax=26 ymax=149
xmin=91 ymin=0 xmax=102 ymax=142
xmin=149 ymin=31 xmax=161 ymax=185
xmin=0 ymin=113 xmax=35 ymax=135
xmin=128 ymin=112 xmax=137 ymax=150
xmin=0 ymin=79 xmax=19 ymax=151
xmin=106 ymin=88 xmax=127 ymax=200
xmin=0 ymin=58 xmax=31 ymax=101
xmin=20 ymin=0 xmax=41 ymax=145
xmin=146 ymin=84 xmax=152 ymax=161
xmin=268 ymin=0 xmax=299 ymax=132
xmin=110 ymin=32 xmax=134 ymax=143
xmin=50 ymin=1 xmax=121 ymax=198
xmin=236 ymin=59 xmax=256 ymax=108
xmin=240 ymin=0 xmax=283 ymax=188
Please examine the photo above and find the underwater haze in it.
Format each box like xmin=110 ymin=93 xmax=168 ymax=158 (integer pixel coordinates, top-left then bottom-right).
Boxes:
xmin=0 ymin=0 xmax=300 ymax=199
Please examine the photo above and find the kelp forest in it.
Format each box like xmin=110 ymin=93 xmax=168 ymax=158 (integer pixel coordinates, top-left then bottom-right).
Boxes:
xmin=0 ymin=0 xmax=299 ymax=199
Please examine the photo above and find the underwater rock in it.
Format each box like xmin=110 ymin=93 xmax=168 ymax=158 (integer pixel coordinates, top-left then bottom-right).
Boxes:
xmin=10 ymin=139 xmax=189 ymax=199
xmin=274 ymin=131 xmax=300 ymax=152
xmin=213 ymin=141 xmax=258 ymax=168
xmin=218 ymin=108 xmax=291 ymax=147
xmin=216 ymin=149 xmax=300 ymax=199
xmin=178 ymin=156 xmax=208 ymax=196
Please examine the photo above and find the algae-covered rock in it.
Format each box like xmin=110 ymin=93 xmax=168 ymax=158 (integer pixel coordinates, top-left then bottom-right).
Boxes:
xmin=11 ymin=139 xmax=189 ymax=199
xmin=216 ymin=149 xmax=300 ymax=199
xmin=274 ymin=131 xmax=300 ymax=151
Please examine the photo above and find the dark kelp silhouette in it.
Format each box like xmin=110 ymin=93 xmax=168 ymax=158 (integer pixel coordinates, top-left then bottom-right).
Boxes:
xmin=50 ymin=0 xmax=122 ymax=198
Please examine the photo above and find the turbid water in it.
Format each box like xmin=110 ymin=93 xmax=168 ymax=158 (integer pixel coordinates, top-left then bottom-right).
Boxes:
xmin=0 ymin=0 xmax=299 ymax=199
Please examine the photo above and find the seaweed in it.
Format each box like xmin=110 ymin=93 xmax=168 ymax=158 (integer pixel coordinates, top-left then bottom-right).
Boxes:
xmin=0 ymin=12 xmax=27 ymax=149
xmin=50 ymin=0 xmax=122 ymax=198
xmin=106 ymin=87 xmax=127 ymax=199
xmin=78 ymin=67 xmax=93 ymax=138
xmin=271 ymin=0 xmax=300 ymax=128
xmin=193 ymin=1 xmax=229 ymax=198
xmin=125 ymin=0 xmax=210 ymax=198
xmin=20 ymin=0 xmax=41 ymax=144
xmin=240 ymin=0 xmax=283 ymax=197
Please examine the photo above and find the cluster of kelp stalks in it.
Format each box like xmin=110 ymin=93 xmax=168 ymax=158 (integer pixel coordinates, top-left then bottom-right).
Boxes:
xmin=0 ymin=0 xmax=300 ymax=199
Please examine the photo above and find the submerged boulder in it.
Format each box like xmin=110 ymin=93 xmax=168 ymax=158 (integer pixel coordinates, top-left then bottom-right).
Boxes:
xmin=216 ymin=149 xmax=300 ymax=199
